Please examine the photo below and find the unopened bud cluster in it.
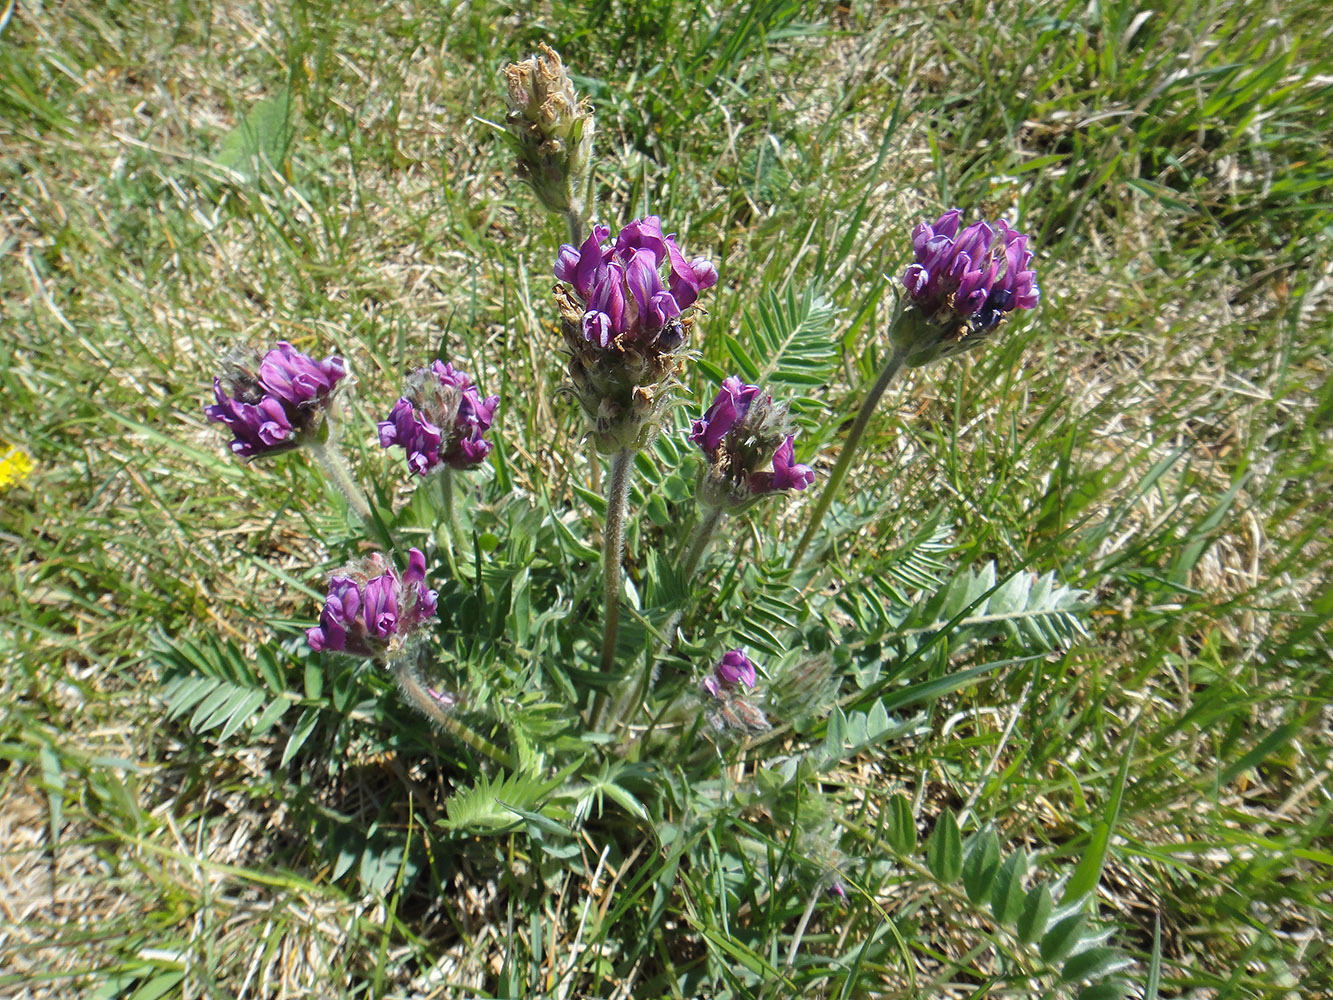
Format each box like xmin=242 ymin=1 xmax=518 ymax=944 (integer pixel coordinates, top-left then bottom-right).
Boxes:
xmin=701 ymin=649 xmax=770 ymax=735
xmin=690 ymin=376 xmax=815 ymax=512
xmin=503 ymin=44 xmax=594 ymax=217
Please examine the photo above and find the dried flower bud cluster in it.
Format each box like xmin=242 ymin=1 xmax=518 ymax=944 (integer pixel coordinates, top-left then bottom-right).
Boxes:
xmin=306 ymin=548 xmax=438 ymax=659
xmin=378 ymin=362 xmax=498 ymax=475
xmin=689 ymin=375 xmax=815 ymax=511
xmin=502 ymin=44 xmax=594 ymax=217
xmin=555 ymin=217 xmax=718 ymax=453
xmin=895 ymin=209 xmax=1040 ymax=366
xmin=206 ymin=342 xmax=346 ymax=457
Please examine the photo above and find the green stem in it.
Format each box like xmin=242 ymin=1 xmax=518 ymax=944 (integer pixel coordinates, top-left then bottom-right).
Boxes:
xmin=791 ymin=348 xmax=906 ymax=566
xmin=391 ymin=658 xmax=515 ymax=770
xmin=436 ymin=467 xmax=461 ymax=579
xmin=590 ymin=448 xmax=635 ymax=728
xmin=680 ymin=504 xmax=724 ymax=583
xmin=613 ymin=503 xmax=726 ymax=738
xmin=308 ymin=437 xmax=373 ymax=525
xmin=565 ymin=207 xmax=584 ymax=246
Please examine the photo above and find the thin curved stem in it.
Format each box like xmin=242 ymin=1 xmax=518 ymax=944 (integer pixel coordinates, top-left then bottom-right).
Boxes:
xmin=791 ymin=348 xmax=906 ymax=566
xmin=391 ymin=658 xmax=515 ymax=770
xmin=612 ymin=503 xmax=726 ymax=739
xmin=565 ymin=207 xmax=584 ymax=246
xmin=590 ymin=448 xmax=635 ymax=728
xmin=308 ymin=438 xmax=373 ymax=525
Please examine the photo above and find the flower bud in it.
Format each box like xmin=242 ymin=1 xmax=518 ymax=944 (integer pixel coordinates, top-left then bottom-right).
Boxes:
xmin=378 ymin=361 xmax=498 ymax=475
xmin=502 ymin=44 xmax=595 ymax=217
xmin=206 ymin=342 xmax=346 ymax=457
xmin=895 ymin=209 xmax=1040 ymax=366
xmin=306 ymin=548 xmax=439 ymax=659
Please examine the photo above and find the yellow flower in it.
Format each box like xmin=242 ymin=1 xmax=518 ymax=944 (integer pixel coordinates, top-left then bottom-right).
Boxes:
xmin=0 ymin=443 xmax=34 ymax=490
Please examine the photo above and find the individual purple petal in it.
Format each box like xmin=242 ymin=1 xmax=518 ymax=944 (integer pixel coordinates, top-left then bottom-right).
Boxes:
xmin=446 ymin=434 xmax=493 ymax=468
xmin=573 ymin=225 xmax=610 ymax=299
xmin=554 ymin=243 xmax=582 ymax=284
xmin=770 ymin=436 xmax=815 ymax=491
xmin=403 ymin=548 xmax=427 ymax=589
xmin=583 ymin=311 xmax=614 ymax=348
xmin=690 ymin=257 xmax=718 ymax=290
xmin=615 ymin=215 xmax=669 ymax=265
xmin=690 ymin=376 xmax=761 ymax=453
xmin=362 ymin=573 xmax=399 ymax=639
xmin=624 ymin=250 xmax=665 ymax=324
xmin=415 ymin=585 xmax=439 ymax=623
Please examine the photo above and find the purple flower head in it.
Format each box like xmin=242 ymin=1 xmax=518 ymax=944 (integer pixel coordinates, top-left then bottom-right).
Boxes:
xmin=692 ymin=377 xmax=816 ymax=510
xmin=306 ymin=548 xmax=438 ymax=658
xmin=554 ymin=216 xmax=717 ymax=348
xmin=379 ymin=361 xmax=498 ymax=475
xmin=751 ymin=435 xmax=816 ymax=494
xmin=900 ymin=209 xmax=1040 ymax=330
xmin=690 ymin=376 xmax=762 ymax=454
xmin=701 ymin=650 xmax=771 ymax=735
xmin=205 ymin=342 xmax=346 ymax=458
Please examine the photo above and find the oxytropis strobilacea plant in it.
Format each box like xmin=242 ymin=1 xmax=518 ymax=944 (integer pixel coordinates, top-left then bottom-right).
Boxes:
xmin=553 ymin=217 xmax=718 ymax=701
xmin=793 ymin=209 xmax=1041 ymax=563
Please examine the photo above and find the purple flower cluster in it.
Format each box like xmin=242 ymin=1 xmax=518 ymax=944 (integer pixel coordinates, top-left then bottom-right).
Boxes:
xmin=901 ymin=209 xmax=1039 ymax=330
xmin=378 ymin=362 xmax=498 ymax=475
xmin=702 ymin=649 xmax=757 ymax=698
xmin=306 ymin=548 xmax=439 ymax=658
xmin=555 ymin=216 xmax=718 ymax=348
xmin=206 ymin=342 xmax=346 ymax=457
xmin=690 ymin=376 xmax=815 ymax=500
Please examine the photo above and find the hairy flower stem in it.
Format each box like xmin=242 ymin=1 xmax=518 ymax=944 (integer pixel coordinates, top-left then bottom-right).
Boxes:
xmin=391 ymin=659 xmax=515 ymax=770
xmin=590 ymin=448 xmax=635 ymax=729
xmin=308 ymin=437 xmax=373 ymax=525
xmin=565 ymin=206 xmax=585 ymax=246
xmin=791 ymin=347 xmax=906 ymax=565
xmin=436 ymin=468 xmax=462 ymax=578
